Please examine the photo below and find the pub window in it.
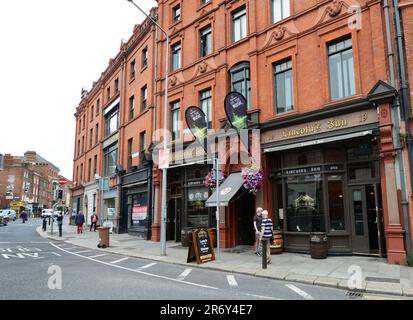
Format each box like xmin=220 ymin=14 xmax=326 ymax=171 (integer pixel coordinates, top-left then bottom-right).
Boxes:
xmin=170 ymin=101 xmax=181 ymax=141
xmin=273 ymin=58 xmax=294 ymax=114
xmin=328 ymin=37 xmax=356 ymax=100
xmin=90 ymin=106 xmax=94 ymax=121
xmin=171 ymin=42 xmax=182 ymax=71
xmin=82 ymin=136 xmax=85 ymax=154
xmin=96 ymin=99 xmax=100 ymax=116
xmin=328 ymin=175 xmax=345 ymax=231
xmin=230 ymin=62 xmax=251 ymax=109
xmin=107 ymin=87 xmax=111 ymax=102
xmin=76 ymin=166 xmax=79 ymax=184
xmin=77 ymin=139 xmax=80 ymax=157
xmin=200 ymin=89 xmax=212 ymax=128
xmin=232 ymin=7 xmax=247 ymax=42
xmin=82 ymin=115 xmax=86 ymax=130
xmin=200 ymin=25 xmax=212 ymax=57
xmin=286 ymin=174 xmax=325 ymax=232
xmin=271 ymin=0 xmax=290 ymax=24
xmin=80 ymin=163 xmax=83 ymax=181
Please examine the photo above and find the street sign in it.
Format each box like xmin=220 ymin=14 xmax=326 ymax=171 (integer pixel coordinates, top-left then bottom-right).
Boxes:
xmin=58 ymin=178 xmax=67 ymax=187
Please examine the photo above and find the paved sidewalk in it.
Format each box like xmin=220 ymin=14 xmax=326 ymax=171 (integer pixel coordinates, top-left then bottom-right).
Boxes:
xmin=37 ymin=219 xmax=413 ymax=297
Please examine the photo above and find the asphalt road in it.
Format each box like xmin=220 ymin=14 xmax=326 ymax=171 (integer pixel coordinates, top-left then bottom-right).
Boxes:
xmin=0 ymin=218 xmax=404 ymax=301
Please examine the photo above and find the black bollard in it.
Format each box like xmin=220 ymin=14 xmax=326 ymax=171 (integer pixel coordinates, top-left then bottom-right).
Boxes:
xmin=262 ymin=239 xmax=267 ymax=269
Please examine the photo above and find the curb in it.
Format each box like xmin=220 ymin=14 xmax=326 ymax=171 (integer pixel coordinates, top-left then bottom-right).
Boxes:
xmin=36 ymin=227 xmax=411 ymax=298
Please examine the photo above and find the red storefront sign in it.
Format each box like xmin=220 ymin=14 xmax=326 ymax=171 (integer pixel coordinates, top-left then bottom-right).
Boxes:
xmin=132 ymin=206 xmax=147 ymax=221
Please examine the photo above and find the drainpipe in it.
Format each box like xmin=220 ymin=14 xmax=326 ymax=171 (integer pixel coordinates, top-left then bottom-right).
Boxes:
xmin=392 ymin=0 xmax=412 ymax=254
xmin=151 ymin=13 xmax=159 ymax=235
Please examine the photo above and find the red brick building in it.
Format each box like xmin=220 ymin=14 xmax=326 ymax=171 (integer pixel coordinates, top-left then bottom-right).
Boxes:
xmin=73 ymin=0 xmax=413 ymax=264
xmin=0 ymin=151 xmax=61 ymax=214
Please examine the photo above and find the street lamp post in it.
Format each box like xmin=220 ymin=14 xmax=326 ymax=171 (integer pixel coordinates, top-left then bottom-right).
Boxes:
xmin=127 ymin=0 xmax=169 ymax=256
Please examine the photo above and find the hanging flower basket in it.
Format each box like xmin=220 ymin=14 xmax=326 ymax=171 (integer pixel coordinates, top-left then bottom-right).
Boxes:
xmin=241 ymin=165 xmax=264 ymax=194
xmin=205 ymin=170 xmax=225 ymax=192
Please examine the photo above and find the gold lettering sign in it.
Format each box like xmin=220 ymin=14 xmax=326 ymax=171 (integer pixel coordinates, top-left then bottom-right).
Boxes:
xmin=262 ymin=109 xmax=377 ymax=144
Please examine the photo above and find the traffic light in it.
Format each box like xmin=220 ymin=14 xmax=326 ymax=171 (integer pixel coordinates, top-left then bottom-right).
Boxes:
xmin=57 ymin=189 xmax=63 ymax=199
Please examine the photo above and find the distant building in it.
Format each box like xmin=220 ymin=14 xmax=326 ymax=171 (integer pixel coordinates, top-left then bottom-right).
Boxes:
xmin=0 ymin=151 xmax=61 ymax=214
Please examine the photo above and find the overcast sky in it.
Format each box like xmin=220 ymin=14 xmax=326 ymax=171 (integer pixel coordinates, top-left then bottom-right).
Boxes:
xmin=0 ymin=0 xmax=157 ymax=179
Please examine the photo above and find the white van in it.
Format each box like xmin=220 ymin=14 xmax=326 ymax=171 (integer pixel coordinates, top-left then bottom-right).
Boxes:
xmin=41 ymin=209 xmax=56 ymax=218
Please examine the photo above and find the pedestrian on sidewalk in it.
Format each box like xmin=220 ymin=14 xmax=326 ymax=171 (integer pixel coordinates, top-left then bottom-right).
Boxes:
xmin=260 ymin=210 xmax=273 ymax=264
xmin=75 ymin=211 xmax=85 ymax=234
xmin=21 ymin=210 xmax=27 ymax=224
xmin=253 ymin=207 xmax=263 ymax=256
xmin=57 ymin=212 xmax=63 ymax=237
xmin=90 ymin=212 xmax=98 ymax=232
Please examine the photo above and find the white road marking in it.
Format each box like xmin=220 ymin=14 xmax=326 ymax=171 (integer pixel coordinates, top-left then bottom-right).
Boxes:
xmin=177 ymin=268 xmax=192 ymax=281
xmin=227 ymin=275 xmax=238 ymax=287
xmin=51 ymin=252 xmax=62 ymax=257
xmin=89 ymin=254 xmax=108 ymax=258
xmin=286 ymin=284 xmax=314 ymax=300
xmin=110 ymin=257 xmax=129 ymax=264
xmin=49 ymin=242 xmax=218 ymax=291
xmin=73 ymin=250 xmax=91 ymax=254
xmin=64 ymin=247 xmax=77 ymax=250
xmin=243 ymin=293 xmax=282 ymax=300
xmin=138 ymin=262 xmax=157 ymax=270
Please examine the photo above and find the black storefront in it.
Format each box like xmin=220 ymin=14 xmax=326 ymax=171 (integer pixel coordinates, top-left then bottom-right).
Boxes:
xmin=120 ymin=164 xmax=153 ymax=239
xmin=166 ymin=163 xmax=215 ymax=242
xmin=263 ymin=105 xmax=386 ymax=256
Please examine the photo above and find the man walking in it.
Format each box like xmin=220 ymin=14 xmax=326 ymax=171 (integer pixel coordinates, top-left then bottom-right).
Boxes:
xmin=90 ymin=212 xmax=98 ymax=232
xmin=75 ymin=211 xmax=85 ymax=234
xmin=56 ymin=212 xmax=63 ymax=237
xmin=253 ymin=207 xmax=263 ymax=256
xmin=261 ymin=210 xmax=273 ymax=264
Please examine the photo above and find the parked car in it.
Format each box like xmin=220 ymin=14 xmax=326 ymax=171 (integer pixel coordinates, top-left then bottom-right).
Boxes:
xmin=41 ymin=209 xmax=58 ymax=219
xmin=0 ymin=209 xmax=17 ymax=222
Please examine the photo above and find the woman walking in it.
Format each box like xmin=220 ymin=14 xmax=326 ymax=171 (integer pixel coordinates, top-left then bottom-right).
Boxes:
xmin=75 ymin=211 xmax=85 ymax=234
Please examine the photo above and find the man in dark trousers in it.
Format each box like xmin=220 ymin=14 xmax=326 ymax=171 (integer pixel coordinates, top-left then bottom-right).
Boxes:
xmin=75 ymin=211 xmax=85 ymax=234
xmin=90 ymin=212 xmax=98 ymax=232
xmin=56 ymin=212 xmax=64 ymax=237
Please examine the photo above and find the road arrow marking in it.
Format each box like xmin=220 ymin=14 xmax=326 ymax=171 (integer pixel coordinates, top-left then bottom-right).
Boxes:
xmin=177 ymin=268 xmax=192 ymax=281
xmin=286 ymin=284 xmax=314 ymax=300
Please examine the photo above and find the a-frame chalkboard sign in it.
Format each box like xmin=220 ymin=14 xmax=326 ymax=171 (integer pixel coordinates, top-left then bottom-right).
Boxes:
xmin=187 ymin=228 xmax=216 ymax=264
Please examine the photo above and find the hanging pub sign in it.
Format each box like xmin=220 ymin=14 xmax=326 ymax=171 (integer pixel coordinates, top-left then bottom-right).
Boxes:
xmin=185 ymin=106 xmax=208 ymax=152
xmin=224 ymin=92 xmax=248 ymax=133
xmin=187 ymin=228 xmax=216 ymax=264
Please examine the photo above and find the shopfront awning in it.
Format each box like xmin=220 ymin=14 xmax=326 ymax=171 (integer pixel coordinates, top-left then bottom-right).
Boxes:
xmin=205 ymin=172 xmax=244 ymax=207
xmin=263 ymin=130 xmax=373 ymax=153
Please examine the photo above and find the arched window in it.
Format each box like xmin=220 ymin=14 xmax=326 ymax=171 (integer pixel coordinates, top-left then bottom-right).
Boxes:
xmin=229 ymin=62 xmax=251 ymax=109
